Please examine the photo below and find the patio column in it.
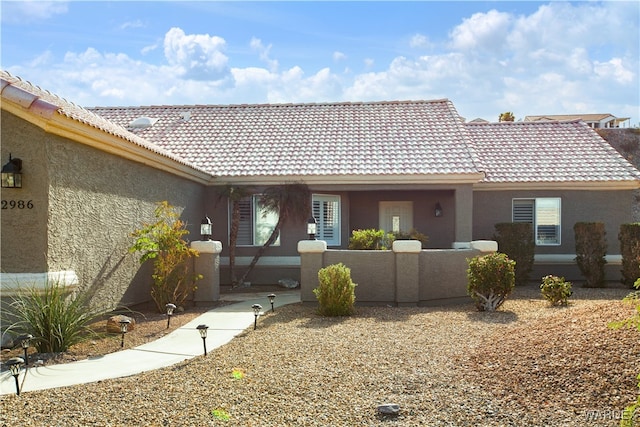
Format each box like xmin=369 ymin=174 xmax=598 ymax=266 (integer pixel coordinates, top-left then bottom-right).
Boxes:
xmin=297 ymin=240 xmax=327 ymax=303
xmin=190 ymin=240 xmax=223 ymax=305
xmin=454 ymin=186 xmax=473 ymax=243
xmin=393 ymin=240 xmax=422 ymax=306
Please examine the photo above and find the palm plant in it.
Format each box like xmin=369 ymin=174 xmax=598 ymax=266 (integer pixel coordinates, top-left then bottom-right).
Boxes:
xmin=236 ymin=182 xmax=311 ymax=286
xmin=216 ymin=184 xmax=252 ymax=286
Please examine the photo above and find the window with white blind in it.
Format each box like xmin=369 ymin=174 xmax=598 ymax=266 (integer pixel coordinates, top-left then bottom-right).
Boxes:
xmin=312 ymin=194 xmax=341 ymax=246
xmin=512 ymin=198 xmax=561 ymax=246
xmin=234 ymin=196 xmax=280 ymax=246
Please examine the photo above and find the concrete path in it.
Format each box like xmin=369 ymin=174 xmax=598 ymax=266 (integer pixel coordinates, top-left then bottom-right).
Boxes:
xmin=0 ymin=290 xmax=301 ymax=395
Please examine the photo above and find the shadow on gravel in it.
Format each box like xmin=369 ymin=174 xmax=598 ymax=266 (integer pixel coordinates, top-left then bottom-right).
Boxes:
xmin=466 ymin=310 xmax=519 ymax=324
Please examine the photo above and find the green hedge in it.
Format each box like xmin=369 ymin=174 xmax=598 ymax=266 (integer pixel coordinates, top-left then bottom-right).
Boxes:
xmin=493 ymin=222 xmax=535 ymax=286
xmin=619 ymin=223 xmax=640 ymax=288
xmin=574 ymin=222 xmax=607 ymax=288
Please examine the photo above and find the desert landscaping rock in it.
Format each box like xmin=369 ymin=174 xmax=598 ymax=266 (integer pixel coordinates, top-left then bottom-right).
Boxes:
xmin=1 ymin=286 xmax=637 ymax=426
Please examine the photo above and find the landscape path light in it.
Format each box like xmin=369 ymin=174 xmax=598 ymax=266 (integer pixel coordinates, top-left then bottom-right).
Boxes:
xmin=18 ymin=334 xmax=33 ymax=366
xmin=252 ymin=304 xmax=263 ymax=330
xmin=6 ymin=357 xmax=24 ymax=395
xmin=165 ymin=303 xmax=176 ymax=329
xmin=119 ymin=319 xmax=131 ymax=348
xmin=196 ymin=324 xmax=209 ymax=356
xmin=268 ymin=294 xmax=276 ymax=312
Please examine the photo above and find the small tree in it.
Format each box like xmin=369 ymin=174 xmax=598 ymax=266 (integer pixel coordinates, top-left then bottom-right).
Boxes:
xmin=574 ymin=222 xmax=607 ymax=288
xmin=129 ymin=201 xmax=201 ymax=312
xmin=499 ymin=112 xmax=515 ymax=122
xmin=313 ymin=263 xmax=357 ymax=316
xmin=467 ymin=252 xmax=515 ymax=311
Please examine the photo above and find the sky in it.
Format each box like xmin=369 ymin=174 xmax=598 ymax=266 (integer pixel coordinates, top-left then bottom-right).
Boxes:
xmin=1 ymin=1 xmax=639 ymax=125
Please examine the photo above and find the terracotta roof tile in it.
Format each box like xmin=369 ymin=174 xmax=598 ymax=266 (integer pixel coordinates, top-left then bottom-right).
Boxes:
xmin=90 ymin=100 xmax=482 ymax=178
xmin=466 ymin=120 xmax=640 ymax=183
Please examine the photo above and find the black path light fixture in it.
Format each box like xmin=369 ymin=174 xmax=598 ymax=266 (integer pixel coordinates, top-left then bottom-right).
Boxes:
xmin=17 ymin=334 xmax=33 ymax=366
xmin=196 ymin=324 xmax=209 ymax=356
xmin=434 ymin=202 xmax=443 ymax=218
xmin=201 ymin=215 xmax=212 ymax=241
xmin=268 ymin=294 xmax=276 ymax=313
xmin=6 ymin=357 xmax=24 ymax=395
xmin=165 ymin=303 xmax=176 ymax=329
xmin=307 ymin=215 xmax=317 ymax=240
xmin=252 ymin=304 xmax=263 ymax=330
xmin=1 ymin=154 xmax=22 ymax=188
xmin=119 ymin=318 xmax=131 ymax=348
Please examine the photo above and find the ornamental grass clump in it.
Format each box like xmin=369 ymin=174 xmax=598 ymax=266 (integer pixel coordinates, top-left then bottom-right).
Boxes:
xmin=540 ymin=275 xmax=573 ymax=306
xmin=313 ymin=263 xmax=357 ymax=316
xmin=1 ymin=280 xmax=108 ymax=353
xmin=467 ymin=252 xmax=515 ymax=312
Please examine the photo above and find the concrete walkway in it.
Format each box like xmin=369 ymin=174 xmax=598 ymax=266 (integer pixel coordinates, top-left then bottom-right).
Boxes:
xmin=0 ymin=290 xmax=301 ymax=395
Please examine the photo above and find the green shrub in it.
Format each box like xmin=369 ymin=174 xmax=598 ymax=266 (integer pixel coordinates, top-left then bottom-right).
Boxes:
xmin=540 ymin=275 xmax=572 ymax=306
xmin=1 ymin=280 xmax=108 ymax=353
xmin=392 ymin=228 xmax=429 ymax=248
xmin=467 ymin=252 xmax=515 ymax=311
xmin=129 ymin=201 xmax=202 ymax=312
xmin=313 ymin=263 xmax=357 ymax=316
xmin=619 ymin=223 xmax=640 ymax=288
xmin=348 ymin=229 xmax=394 ymax=250
xmin=493 ymin=222 xmax=535 ymax=286
xmin=574 ymin=222 xmax=607 ymax=288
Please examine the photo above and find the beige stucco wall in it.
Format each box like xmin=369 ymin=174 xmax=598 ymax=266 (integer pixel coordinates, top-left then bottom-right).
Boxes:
xmin=1 ymin=111 xmax=206 ymax=308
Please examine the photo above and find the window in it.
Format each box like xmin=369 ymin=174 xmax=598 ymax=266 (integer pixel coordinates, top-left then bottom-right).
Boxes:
xmin=513 ymin=198 xmax=561 ymax=246
xmin=234 ymin=195 xmax=280 ymax=246
xmin=312 ymin=194 xmax=341 ymax=246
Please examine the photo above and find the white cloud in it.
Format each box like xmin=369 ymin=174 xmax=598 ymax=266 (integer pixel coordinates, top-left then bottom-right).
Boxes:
xmin=333 ymin=51 xmax=347 ymax=62
xmin=594 ymin=58 xmax=635 ymax=85
xmin=449 ymin=9 xmax=511 ymax=52
xmin=1 ymin=1 xmax=68 ymax=23
xmin=250 ymin=37 xmax=279 ymax=72
xmin=163 ymin=27 xmax=229 ymax=80
xmin=410 ymin=33 xmax=430 ymax=49
xmin=120 ymin=20 xmax=145 ymax=30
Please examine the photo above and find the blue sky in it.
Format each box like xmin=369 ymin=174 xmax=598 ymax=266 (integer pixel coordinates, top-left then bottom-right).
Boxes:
xmin=2 ymin=1 xmax=639 ymax=125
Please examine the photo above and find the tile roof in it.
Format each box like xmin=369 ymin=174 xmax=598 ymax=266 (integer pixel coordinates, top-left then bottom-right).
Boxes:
xmin=90 ymin=100 xmax=482 ymax=179
xmin=466 ymin=120 xmax=640 ymax=184
xmin=0 ymin=70 xmax=198 ymax=171
xmin=524 ymin=113 xmax=616 ymax=122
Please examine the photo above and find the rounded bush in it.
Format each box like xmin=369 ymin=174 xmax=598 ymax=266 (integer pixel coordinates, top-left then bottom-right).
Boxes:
xmin=313 ymin=263 xmax=357 ymax=316
xmin=540 ymin=275 xmax=573 ymax=306
xmin=467 ymin=252 xmax=515 ymax=311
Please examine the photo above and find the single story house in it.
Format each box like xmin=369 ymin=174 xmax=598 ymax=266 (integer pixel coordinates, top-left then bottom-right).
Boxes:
xmin=2 ymin=70 xmax=639 ymax=308
xmin=524 ymin=113 xmax=631 ymax=129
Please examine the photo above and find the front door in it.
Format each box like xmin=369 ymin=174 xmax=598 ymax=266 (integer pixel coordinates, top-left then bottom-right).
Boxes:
xmin=379 ymin=201 xmax=413 ymax=233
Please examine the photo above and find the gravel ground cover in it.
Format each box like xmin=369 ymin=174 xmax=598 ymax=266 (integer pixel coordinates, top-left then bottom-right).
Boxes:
xmin=1 ymin=285 xmax=638 ymax=426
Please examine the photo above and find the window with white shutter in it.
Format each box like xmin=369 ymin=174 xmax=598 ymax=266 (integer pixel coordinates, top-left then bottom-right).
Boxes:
xmin=312 ymin=194 xmax=341 ymax=246
xmin=233 ymin=195 xmax=280 ymax=246
xmin=512 ymin=198 xmax=561 ymax=246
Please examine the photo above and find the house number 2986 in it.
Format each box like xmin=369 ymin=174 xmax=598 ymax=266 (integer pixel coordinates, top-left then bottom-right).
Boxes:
xmin=1 ymin=200 xmax=34 ymax=209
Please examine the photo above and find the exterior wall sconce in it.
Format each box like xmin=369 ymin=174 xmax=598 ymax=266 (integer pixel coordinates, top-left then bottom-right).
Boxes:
xmin=307 ymin=216 xmax=317 ymax=240
xmin=6 ymin=357 xmax=24 ymax=395
xmin=252 ymin=304 xmax=263 ymax=329
xmin=165 ymin=303 xmax=176 ymax=329
xmin=201 ymin=216 xmax=212 ymax=241
xmin=434 ymin=202 xmax=443 ymax=218
xmin=196 ymin=324 xmax=209 ymax=355
xmin=119 ymin=319 xmax=131 ymax=348
xmin=1 ymin=154 xmax=22 ymax=188
xmin=268 ymin=294 xmax=276 ymax=312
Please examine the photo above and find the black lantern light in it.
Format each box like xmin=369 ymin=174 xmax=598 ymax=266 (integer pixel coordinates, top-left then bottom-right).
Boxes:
xmin=252 ymin=304 xmax=263 ymax=330
xmin=165 ymin=303 xmax=176 ymax=329
xmin=307 ymin=216 xmax=317 ymax=240
xmin=17 ymin=334 xmax=33 ymax=366
xmin=434 ymin=202 xmax=443 ymax=218
xmin=6 ymin=357 xmax=24 ymax=396
xmin=196 ymin=324 xmax=209 ymax=356
xmin=201 ymin=216 xmax=212 ymax=241
xmin=1 ymin=154 xmax=22 ymax=188
xmin=119 ymin=318 xmax=131 ymax=348
xmin=268 ymin=294 xmax=276 ymax=312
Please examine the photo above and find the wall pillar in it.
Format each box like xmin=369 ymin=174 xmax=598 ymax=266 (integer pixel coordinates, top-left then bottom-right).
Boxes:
xmin=454 ymin=186 xmax=473 ymax=243
xmin=297 ymin=240 xmax=327 ymax=302
xmin=393 ymin=240 xmax=422 ymax=306
xmin=190 ymin=240 xmax=222 ymax=305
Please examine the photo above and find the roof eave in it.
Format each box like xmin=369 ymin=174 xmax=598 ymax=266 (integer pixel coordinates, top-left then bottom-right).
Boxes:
xmin=214 ymin=173 xmax=485 ymax=186
xmin=473 ymin=180 xmax=640 ymax=191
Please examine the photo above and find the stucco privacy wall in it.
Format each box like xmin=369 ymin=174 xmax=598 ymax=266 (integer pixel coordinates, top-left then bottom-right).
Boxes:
xmin=1 ymin=111 xmax=206 ymax=308
xmin=472 ymin=189 xmax=636 ymax=282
